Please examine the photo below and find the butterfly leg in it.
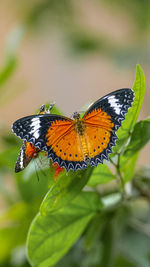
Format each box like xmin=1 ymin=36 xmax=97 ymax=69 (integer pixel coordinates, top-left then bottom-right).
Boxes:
xmin=47 ymin=102 xmax=55 ymax=113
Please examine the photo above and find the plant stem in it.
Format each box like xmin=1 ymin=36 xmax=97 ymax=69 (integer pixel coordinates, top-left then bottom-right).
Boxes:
xmin=116 ymin=154 xmax=124 ymax=192
xmin=110 ymin=155 xmax=125 ymax=197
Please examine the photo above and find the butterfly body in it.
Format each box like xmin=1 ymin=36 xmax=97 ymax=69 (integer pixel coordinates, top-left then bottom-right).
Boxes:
xmin=12 ymin=89 xmax=134 ymax=172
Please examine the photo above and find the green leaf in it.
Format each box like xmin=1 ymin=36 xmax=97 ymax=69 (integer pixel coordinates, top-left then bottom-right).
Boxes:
xmin=87 ymin=163 xmax=115 ymax=187
xmin=124 ymin=118 xmax=150 ymax=156
xmin=40 ymin=166 xmax=93 ymax=214
xmin=120 ymin=153 xmax=139 ymax=183
xmin=0 ymin=201 xmax=38 ymax=263
xmin=27 ymin=191 xmax=102 ymax=267
xmin=0 ymin=146 xmax=52 ymax=202
xmin=119 ymin=116 xmax=150 ymax=184
xmin=112 ymin=64 xmax=145 ymax=154
xmin=130 ymin=64 xmax=145 ymax=127
xmin=84 ymin=213 xmax=105 ymax=248
xmin=15 ymin=157 xmax=52 ymax=203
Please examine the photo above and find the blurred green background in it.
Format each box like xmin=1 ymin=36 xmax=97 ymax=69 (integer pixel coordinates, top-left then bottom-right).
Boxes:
xmin=0 ymin=0 xmax=150 ymax=267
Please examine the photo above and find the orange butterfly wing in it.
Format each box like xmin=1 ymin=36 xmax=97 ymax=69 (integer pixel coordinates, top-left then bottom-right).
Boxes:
xmin=25 ymin=141 xmax=39 ymax=159
xmin=46 ymin=119 xmax=87 ymax=170
xmin=83 ymin=109 xmax=115 ymax=164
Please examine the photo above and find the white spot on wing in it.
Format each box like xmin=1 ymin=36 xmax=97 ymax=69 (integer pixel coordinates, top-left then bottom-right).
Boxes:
xmin=20 ymin=147 xmax=24 ymax=168
xmin=30 ymin=118 xmax=41 ymax=139
xmin=108 ymin=96 xmax=122 ymax=115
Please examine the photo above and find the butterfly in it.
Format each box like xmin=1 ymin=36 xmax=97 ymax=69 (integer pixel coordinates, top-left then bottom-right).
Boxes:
xmin=12 ymin=88 xmax=134 ymax=172
xmin=14 ymin=103 xmax=55 ymax=172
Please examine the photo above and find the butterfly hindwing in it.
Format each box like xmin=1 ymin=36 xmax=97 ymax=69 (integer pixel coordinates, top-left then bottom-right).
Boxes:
xmin=15 ymin=141 xmax=28 ymax=172
xmin=47 ymin=128 xmax=88 ymax=171
xmin=15 ymin=141 xmax=39 ymax=172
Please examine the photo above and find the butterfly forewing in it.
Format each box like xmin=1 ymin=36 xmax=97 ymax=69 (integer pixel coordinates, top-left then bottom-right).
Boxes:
xmin=84 ymin=88 xmax=134 ymax=129
xmin=83 ymin=88 xmax=134 ymax=165
xmin=12 ymin=114 xmax=73 ymax=151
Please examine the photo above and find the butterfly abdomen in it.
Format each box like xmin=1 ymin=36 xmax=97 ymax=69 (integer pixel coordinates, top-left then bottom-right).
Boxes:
xmin=79 ymin=135 xmax=89 ymax=159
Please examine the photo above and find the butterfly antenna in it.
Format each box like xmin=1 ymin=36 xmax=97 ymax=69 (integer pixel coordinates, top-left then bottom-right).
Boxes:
xmin=34 ymin=161 xmax=40 ymax=182
xmin=40 ymin=166 xmax=47 ymax=177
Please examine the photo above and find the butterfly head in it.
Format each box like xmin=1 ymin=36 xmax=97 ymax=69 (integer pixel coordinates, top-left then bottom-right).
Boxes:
xmin=73 ymin=112 xmax=80 ymax=120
